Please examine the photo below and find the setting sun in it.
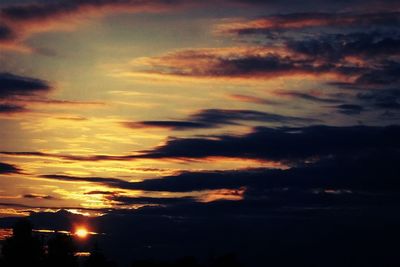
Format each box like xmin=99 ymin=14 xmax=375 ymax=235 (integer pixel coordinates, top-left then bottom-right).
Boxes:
xmin=74 ymin=228 xmax=89 ymax=239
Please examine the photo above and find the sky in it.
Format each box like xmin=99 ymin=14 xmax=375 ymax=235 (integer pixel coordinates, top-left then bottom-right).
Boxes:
xmin=1 ymin=0 xmax=400 ymax=266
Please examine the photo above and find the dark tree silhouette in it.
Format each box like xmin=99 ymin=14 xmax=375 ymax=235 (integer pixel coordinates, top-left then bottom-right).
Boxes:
xmin=1 ymin=219 xmax=44 ymax=267
xmin=85 ymin=243 xmax=117 ymax=267
xmin=210 ymin=253 xmax=243 ymax=267
xmin=46 ymin=233 xmax=78 ymax=267
xmin=173 ymin=256 xmax=199 ymax=267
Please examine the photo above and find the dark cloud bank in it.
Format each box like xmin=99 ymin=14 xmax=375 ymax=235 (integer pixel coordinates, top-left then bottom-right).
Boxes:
xmin=2 ymin=124 xmax=400 ymax=266
xmin=0 ymin=162 xmax=20 ymax=174
xmin=139 ymin=10 xmax=400 ymax=119
xmin=0 ymin=72 xmax=51 ymax=113
xmin=124 ymin=109 xmax=317 ymax=130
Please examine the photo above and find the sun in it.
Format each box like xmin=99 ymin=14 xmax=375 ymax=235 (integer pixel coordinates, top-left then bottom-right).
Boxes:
xmin=74 ymin=227 xmax=89 ymax=239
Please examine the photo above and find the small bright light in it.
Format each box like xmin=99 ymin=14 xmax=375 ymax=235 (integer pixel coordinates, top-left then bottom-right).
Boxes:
xmin=75 ymin=227 xmax=89 ymax=239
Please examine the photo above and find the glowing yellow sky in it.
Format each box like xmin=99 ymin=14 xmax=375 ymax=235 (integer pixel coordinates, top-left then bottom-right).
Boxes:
xmin=0 ymin=0 xmax=393 ymax=215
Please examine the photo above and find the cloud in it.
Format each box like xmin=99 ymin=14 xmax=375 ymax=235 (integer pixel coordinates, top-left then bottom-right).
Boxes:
xmin=39 ymin=174 xmax=130 ymax=186
xmin=0 ymin=72 xmax=105 ymax=114
xmin=33 ymin=124 xmax=400 ymax=196
xmin=4 ymin=125 xmax=399 ymax=165
xmin=137 ymin=125 xmax=400 ymax=162
xmin=354 ymin=61 xmax=400 ymax=86
xmin=109 ymin=195 xmax=195 ymax=205
xmin=84 ymin=190 xmax=117 ymax=195
xmin=115 ymin=151 xmax=400 ymax=194
xmin=2 ymin=123 xmax=400 ymax=264
xmin=124 ymin=121 xmax=211 ymax=130
xmin=23 ymin=194 xmax=56 ymax=200
xmin=0 ymin=103 xmax=26 ymax=113
xmin=0 ymin=24 xmax=15 ymax=42
xmin=0 ymin=72 xmax=52 ymax=113
xmin=336 ymin=104 xmax=364 ymax=115
xmin=55 ymin=116 xmax=88 ymax=121
xmin=0 ymin=151 xmax=134 ymax=161
xmin=0 ymin=72 xmax=51 ymax=99
xmin=229 ymin=94 xmax=278 ymax=105
xmin=287 ymin=32 xmax=400 ymax=61
xmin=276 ymin=91 xmax=343 ymax=104
xmin=0 ymin=162 xmax=21 ymax=174
xmin=330 ymin=61 xmax=400 ymax=101
xmin=189 ymin=109 xmax=315 ymax=125
xmin=124 ymin=108 xmax=318 ymax=130
xmin=357 ymin=89 xmax=400 ymax=110
xmin=0 ymin=0 xmax=197 ymax=51
xmin=127 ymin=13 xmax=399 ymax=105
xmin=215 ymin=12 xmax=400 ymax=35
xmin=1 ymin=0 xmax=184 ymax=22
xmin=36 ymin=151 xmax=400 ymax=198
xmin=134 ymin=47 xmax=362 ymax=79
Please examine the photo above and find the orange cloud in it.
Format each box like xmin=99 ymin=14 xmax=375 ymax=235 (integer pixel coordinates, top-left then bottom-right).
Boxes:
xmin=214 ymin=12 xmax=400 ymax=35
xmin=197 ymin=187 xmax=246 ymax=202
xmin=128 ymin=46 xmax=360 ymax=81
xmin=0 ymin=0 xmax=199 ymax=51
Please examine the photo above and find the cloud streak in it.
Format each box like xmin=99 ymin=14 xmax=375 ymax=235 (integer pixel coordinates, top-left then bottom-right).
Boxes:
xmin=137 ymin=125 xmax=400 ymax=162
xmin=0 ymin=72 xmax=51 ymax=113
xmin=0 ymin=72 xmax=51 ymax=99
xmin=37 ymin=148 xmax=400 ymax=196
xmin=3 ymin=125 xmax=399 ymax=163
xmin=125 ymin=108 xmax=317 ymax=130
xmin=215 ymin=12 xmax=400 ymax=35
xmin=0 ymin=162 xmax=21 ymax=174
xmin=0 ymin=0 xmax=198 ymax=51
xmin=0 ymin=72 xmax=105 ymax=114
xmin=134 ymin=47 xmax=362 ymax=80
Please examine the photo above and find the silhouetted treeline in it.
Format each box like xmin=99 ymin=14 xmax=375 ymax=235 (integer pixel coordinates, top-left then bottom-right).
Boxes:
xmin=0 ymin=219 xmax=44 ymax=266
xmin=0 ymin=219 xmax=115 ymax=267
xmin=0 ymin=219 xmax=244 ymax=267
xmin=131 ymin=254 xmax=243 ymax=267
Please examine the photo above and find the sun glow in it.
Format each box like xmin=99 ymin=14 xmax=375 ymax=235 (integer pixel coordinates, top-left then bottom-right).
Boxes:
xmin=74 ymin=227 xmax=89 ymax=239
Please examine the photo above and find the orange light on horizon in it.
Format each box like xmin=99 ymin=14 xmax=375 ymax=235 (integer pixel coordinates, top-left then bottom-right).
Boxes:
xmin=74 ymin=227 xmax=89 ymax=239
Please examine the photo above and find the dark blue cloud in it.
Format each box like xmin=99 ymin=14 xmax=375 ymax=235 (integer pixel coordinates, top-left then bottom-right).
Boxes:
xmin=150 ymin=51 xmax=363 ymax=78
xmin=138 ymin=125 xmax=400 ymax=162
xmin=37 ymin=125 xmax=400 ymax=198
xmin=354 ymin=61 xmax=400 ymax=86
xmin=287 ymin=32 xmax=400 ymax=61
xmin=124 ymin=120 xmax=210 ymax=130
xmin=221 ymin=12 xmax=400 ymax=36
xmin=336 ymin=104 xmax=364 ymax=115
xmin=356 ymin=88 xmax=400 ymax=111
xmin=124 ymin=109 xmax=318 ymax=131
xmin=109 ymin=195 xmax=195 ymax=205
xmin=0 ymin=103 xmax=26 ymax=113
xmin=22 ymin=194 xmax=56 ymax=200
xmin=0 ymin=24 xmax=14 ymax=41
xmin=278 ymin=91 xmax=343 ymax=104
xmin=0 ymin=72 xmax=51 ymax=99
xmin=0 ymin=162 xmax=20 ymax=174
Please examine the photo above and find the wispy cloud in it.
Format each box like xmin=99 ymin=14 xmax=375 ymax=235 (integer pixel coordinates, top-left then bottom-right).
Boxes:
xmin=0 ymin=162 xmax=21 ymax=174
xmin=275 ymin=91 xmax=343 ymax=104
xmin=136 ymin=125 xmax=400 ymax=162
xmin=215 ymin=12 xmax=400 ymax=35
xmin=0 ymin=0 xmax=199 ymax=51
xmin=23 ymin=194 xmax=56 ymax=200
xmin=0 ymin=72 xmax=51 ymax=99
xmin=124 ymin=108 xmax=317 ymax=131
xmin=131 ymin=46 xmax=361 ymax=80
xmin=0 ymin=72 xmax=105 ymax=115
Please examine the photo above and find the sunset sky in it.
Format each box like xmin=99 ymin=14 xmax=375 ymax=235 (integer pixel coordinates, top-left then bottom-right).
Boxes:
xmin=1 ymin=0 xmax=400 ymax=265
